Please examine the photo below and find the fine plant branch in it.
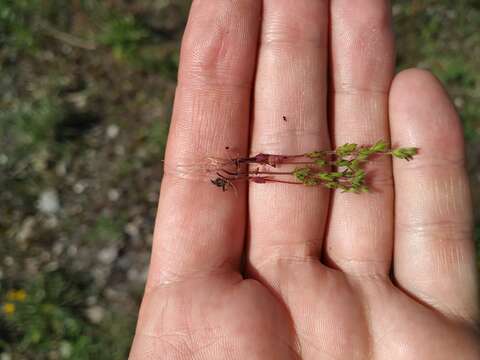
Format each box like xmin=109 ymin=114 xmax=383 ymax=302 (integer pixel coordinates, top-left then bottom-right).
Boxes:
xmin=209 ymin=140 xmax=418 ymax=193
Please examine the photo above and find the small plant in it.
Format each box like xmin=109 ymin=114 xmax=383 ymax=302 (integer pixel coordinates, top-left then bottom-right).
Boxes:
xmin=206 ymin=140 xmax=418 ymax=193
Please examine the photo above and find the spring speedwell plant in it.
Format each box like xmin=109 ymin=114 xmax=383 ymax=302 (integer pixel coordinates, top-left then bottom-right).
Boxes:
xmin=208 ymin=140 xmax=418 ymax=193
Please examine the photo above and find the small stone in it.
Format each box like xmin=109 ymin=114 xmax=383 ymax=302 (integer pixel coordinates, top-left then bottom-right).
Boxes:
xmin=108 ymin=189 xmax=120 ymax=202
xmin=37 ymin=189 xmax=60 ymax=214
xmin=73 ymin=182 xmax=87 ymax=194
xmin=66 ymin=92 xmax=87 ymax=110
xmin=1 ymin=353 xmax=12 ymax=360
xmin=59 ymin=342 xmax=72 ymax=358
xmin=454 ymin=97 xmax=464 ymax=108
xmin=4 ymin=257 xmax=14 ymax=267
xmin=86 ymin=296 xmax=97 ymax=306
xmin=55 ymin=161 xmax=67 ymax=176
xmin=67 ymin=245 xmax=78 ymax=257
xmin=53 ymin=242 xmax=64 ymax=255
xmin=125 ymin=222 xmax=140 ymax=239
xmin=45 ymin=261 xmax=59 ymax=272
xmin=392 ymin=4 xmax=402 ymax=16
xmin=106 ymin=124 xmax=120 ymax=139
xmin=104 ymin=287 xmax=120 ymax=300
xmin=98 ymin=247 xmax=118 ymax=264
xmin=92 ymin=267 xmax=109 ymax=286
xmin=0 ymin=154 xmax=8 ymax=166
xmin=16 ymin=217 xmax=36 ymax=244
xmin=127 ymin=268 xmax=140 ymax=282
xmin=128 ymin=267 xmax=148 ymax=283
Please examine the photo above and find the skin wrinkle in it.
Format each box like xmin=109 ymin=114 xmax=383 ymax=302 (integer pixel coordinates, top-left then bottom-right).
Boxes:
xmin=252 ymin=254 xmax=320 ymax=277
xmin=295 ymin=332 xmax=342 ymax=360
xmin=330 ymin=1 xmax=394 ymax=92
xmin=250 ymin=129 xmax=326 ymax=154
xmin=239 ymin=279 xmax=302 ymax=359
xmin=331 ymin=87 xmax=388 ymax=96
xmin=372 ymin=294 xmax=476 ymax=358
xmin=188 ymin=93 xmax=243 ymax=155
xmin=396 ymin=178 xmax=471 ymax=226
xmin=326 ymin=189 xmax=393 ymax=275
xmin=252 ymin=239 xmax=322 ymax=260
xmin=181 ymin=1 xmax=258 ymax=88
xmin=261 ymin=1 xmax=327 ymax=47
xmin=398 ymin=241 xmax=477 ymax=322
xmin=171 ymin=88 xmax=249 ymax=164
xmin=305 ymin=291 xmax=364 ymax=359
xmin=348 ymin=280 xmax=376 ymax=360
xmin=253 ymin=48 xmax=326 ymax=134
xmin=396 ymin=219 xmax=471 ymax=240
xmin=152 ymin=258 xmax=239 ymax=288
xmin=140 ymin=277 xmax=260 ymax=359
xmin=357 ymin=282 xmax=435 ymax=359
xmin=157 ymin=204 xmax=225 ymax=256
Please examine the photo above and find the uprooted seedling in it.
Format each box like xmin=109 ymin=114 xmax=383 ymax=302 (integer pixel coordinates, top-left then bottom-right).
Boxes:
xmin=209 ymin=140 xmax=418 ymax=193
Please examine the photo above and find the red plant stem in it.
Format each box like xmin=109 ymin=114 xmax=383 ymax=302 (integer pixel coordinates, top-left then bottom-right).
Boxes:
xmin=249 ymin=177 xmax=303 ymax=185
xmin=222 ymin=169 xmax=296 ymax=177
xmin=273 ymin=161 xmax=313 ymax=165
xmin=220 ymin=169 xmax=356 ymax=182
xmin=235 ymin=149 xmax=393 ymax=167
xmin=250 ymin=170 xmax=294 ymax=175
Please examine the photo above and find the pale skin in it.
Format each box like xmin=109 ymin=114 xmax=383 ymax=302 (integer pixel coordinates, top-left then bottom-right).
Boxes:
xmin=129 ymin=1 xmax=480 ymax=359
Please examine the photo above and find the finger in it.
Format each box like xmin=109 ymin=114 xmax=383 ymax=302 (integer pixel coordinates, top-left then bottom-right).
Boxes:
xmin=146 ymin=0 xmax=261 ymax=288
xmin=390 ymin=69 xmax=479 ymax=323
xmin=248 ymin=0 xmax=330 ymax=273
xmin=324 ymin=0 xmax=396 ymax=276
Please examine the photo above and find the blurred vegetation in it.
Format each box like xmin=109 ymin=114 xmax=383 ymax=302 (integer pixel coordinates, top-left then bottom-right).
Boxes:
xmin=0 ymin=0 xmax=479 ymax=358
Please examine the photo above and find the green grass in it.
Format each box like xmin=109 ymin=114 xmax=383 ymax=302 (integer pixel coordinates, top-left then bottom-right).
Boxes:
xmin=0 ymin=1 xmax=186 ymax=357
xmin=394 ymin=0 xmax=480 ymax=142
xmin=1 ymin=270 xmax=134 ymax=359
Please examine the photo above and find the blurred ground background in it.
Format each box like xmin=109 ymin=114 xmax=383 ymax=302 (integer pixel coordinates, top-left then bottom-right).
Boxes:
xmin=0 ymin=1 xmax=479 ymax=359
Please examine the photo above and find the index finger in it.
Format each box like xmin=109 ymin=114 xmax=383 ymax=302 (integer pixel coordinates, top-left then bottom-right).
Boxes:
xmin=146 ymin=0 xmax=262 ymax=289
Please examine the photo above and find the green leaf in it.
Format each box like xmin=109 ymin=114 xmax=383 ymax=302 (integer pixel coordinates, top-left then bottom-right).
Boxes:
xmin=349 ymin=159 xmax=361 ymax=171
xmin=391 ymin=147 xmax=418 ymax=161
xmin=316 ymin=172 xmax=334 ymax=182
xmin=336 ymin=159 xmax=351 ymax=168
xmin=325 ymin=181 xmax=339 ymax=189
xmin=336 ymin=143 xmax=357 ymax=157
xmin=307 ymin=151 xmax=325 ymax=159
xmin=369 ymin=139 xmax=388 ymax=153
xmin=358 ymin=148 xmax=372 ymax=161
xmin=304 ymin=178 xmax=320 ymax=186
xmin=293 ymin=167 xmax=312 ymax=182
xmin=352 ymin=169 xmax=366 ymax=185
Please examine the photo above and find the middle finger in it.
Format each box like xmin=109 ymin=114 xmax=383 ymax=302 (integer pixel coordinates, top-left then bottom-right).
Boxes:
xmin=248 ymin=0 xmax=330 ymax=278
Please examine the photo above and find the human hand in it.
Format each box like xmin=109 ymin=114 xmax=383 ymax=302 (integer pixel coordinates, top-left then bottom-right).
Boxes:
xmin=129 ymin=1 xmax=479 ymax=358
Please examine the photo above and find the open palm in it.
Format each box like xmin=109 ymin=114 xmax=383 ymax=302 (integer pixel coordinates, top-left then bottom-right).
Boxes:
xmin=129 ymin=1 xmax=479 ymax=359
